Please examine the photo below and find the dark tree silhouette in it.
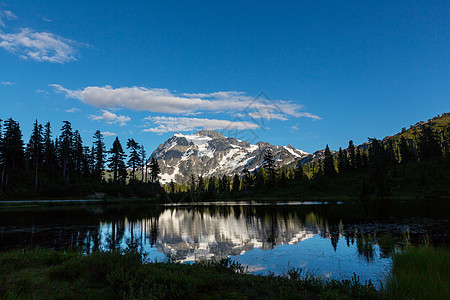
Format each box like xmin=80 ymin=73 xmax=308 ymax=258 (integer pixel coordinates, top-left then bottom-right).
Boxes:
xmin=149 ymin=157 xmax=161 ymax=184
xmin=27 ymin=120 xmax=43 ymax=187
xmin=59 ymin=121 xmax=74 ymax=182
xmin=348 ymin=140 xmax=355 ymax=169
xmin=92 ymin=130 xmax=106 ymax=182
xmin=232 ymin=174 xmax=240 ymax=193
xmin=323 ymin=145 xmax=336 ymax=177
xmin=263 ymin=150 xmax=277 ymax=186
xmin=107 ymin=137 xmax=127 ymax=184
xmin=127 ymin=138 xmax=140 ymax=181
xmin=418 ymin=126 xmax=441 ymax=161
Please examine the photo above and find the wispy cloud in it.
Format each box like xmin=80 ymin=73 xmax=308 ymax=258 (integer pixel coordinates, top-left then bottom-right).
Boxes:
xmin=1 ymin=81 xmax=14 ymax=85
xmin=0 ymin=28 xmax=80 ymax=63
xmin=101 ymin=131 xmax=117 ymax=137
xmin=0 ymin=10 xmax=17 ymax=27
xmin=50 ymin=85 xmax=321 ymax=120
xmin=90 ymin=110 xmax=131 ymax=126
xmin=65 ymin=107 xmax=80 ymax=113
xmin=143 ymin=116 xmax=260 ymax=134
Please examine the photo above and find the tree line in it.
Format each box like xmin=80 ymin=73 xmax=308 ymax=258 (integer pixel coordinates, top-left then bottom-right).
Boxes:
xmin=168 ymin=116 xmax=449 ymax=200
xmin=0 ymin=118 xmax=161 ymax=199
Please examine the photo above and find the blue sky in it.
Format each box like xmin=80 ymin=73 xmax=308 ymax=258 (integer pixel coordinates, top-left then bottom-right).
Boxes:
xmin=1 ymin=0 xmax=449 ymax=154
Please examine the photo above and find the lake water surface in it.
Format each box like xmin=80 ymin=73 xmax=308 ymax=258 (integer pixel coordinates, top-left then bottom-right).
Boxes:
xmin=1 ymin=200 xmax=448 ymax=288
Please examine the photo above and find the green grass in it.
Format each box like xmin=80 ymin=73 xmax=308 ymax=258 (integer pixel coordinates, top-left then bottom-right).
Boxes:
xmin=385 ymin=245 xmax=450 ymax=300
xmin=1 ymin=246 xmax=448 ymax=299
xmin=0 ymin=249 xmax=380 ymax=299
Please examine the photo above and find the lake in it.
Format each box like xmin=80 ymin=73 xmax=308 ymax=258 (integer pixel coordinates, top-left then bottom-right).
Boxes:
xmin=0 ymin=199 xmax=448 ymax=288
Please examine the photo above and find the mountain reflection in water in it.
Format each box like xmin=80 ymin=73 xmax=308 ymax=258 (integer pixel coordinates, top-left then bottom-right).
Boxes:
xmin=1 ymin=201 xmax=448 ymax=285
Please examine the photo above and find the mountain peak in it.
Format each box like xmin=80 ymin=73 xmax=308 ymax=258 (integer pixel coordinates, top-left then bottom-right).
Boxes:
xmin=194 ymin=130 xmax=225 ymax=139
xmin=150 ymin=130 xmax=310 ymax=183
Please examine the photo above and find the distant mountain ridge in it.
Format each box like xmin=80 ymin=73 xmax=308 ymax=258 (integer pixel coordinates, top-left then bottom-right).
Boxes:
xmin=149 ymin=130 xmax=309 ymax=184
xmin=149 ymin=113 xmax=450 ymax=184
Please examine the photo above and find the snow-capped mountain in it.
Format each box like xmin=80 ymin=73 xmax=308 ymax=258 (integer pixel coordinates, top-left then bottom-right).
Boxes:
xmin=149 ymin=130 xmax=310 ymax=184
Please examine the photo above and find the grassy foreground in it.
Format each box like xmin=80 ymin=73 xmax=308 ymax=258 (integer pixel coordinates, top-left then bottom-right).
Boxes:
xmin=0 ymin=246 xmax=448 ymax=299
xmin=386 ymin=245 xmax=450 ymax=300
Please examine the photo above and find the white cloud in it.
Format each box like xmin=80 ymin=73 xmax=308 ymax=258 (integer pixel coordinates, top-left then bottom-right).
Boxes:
xmin=143 ymin=116 xmax=260 ymax=134
xmin=90 ymin=110 xmax=131 ymax=126
xmin=101 ymin=131 xmax=117 ymax=137
xmin=50 ymin=84 xmax=321 ymax=120
xmin=0 ymin=28 xmax=79 ymax=63
xmin=1 ymin=81 xmax=14 ymax=85
xmin=65 ymin=107 xmax=80 ymax=113
xmin=290 ymin=125 xmax=299 ymax=131
xmin=0 ymin=10 xmax=17 ymax=27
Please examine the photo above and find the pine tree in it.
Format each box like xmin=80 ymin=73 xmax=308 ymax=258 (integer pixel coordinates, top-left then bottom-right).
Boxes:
xmin=242 ymin=168 xmax=252 ymax=192
xmin=140 ymin=145 xmax=147 ymax=183
xmin=73 ymin=130 xmax=84 ymax=176
xmin=323 ymin=145 xmax=336 ymax=177
xmin=27 ymin=120 xmax=43 ymax=187
xmin=149 ymin=157 xmax=161 ymax=183
xmin=127 ymin=138 xmax=140 ymax=181
xmin=59 ymin=121 xmax=74 ymax=182
xmin=337 ymin=147 xmax=345 ymax=173
xmin=190 ymin=174 xmax=197 ymax=192
xmin=232 ymin=174 xmax=240 ymax=193
xmin=418 ymin=126 xmax=441 ymax=161
xmin=399 ymin=137 xmax=415 ymax=163
xmin=348 ymin=140 xmax=355 ymax=169
xmin=92 ymin=130 xmax=106 ymax=182
xmin=107 ymin=137 xmax=127 ymax=184
xmin=354 ymin=148 xmax=362 ymax=169
xmin=294 ymin=161 xmax=305 ymax=184
xmin=169 ymin=179 xmax=176 ymax=194
xmin=197 ymin=175 xmax=205 ymax=193
xmin=1 ymin=119 xmax=24 ymax=189
xmin=221 ymin=175 xmax=229 ymax=193
xmin=263 ymin=150 xmax=277 ymax=186
xmin=42 ymin=122 xmax=56 ymax=172
xmin=208 ymin=176 xmax=217 ymax=193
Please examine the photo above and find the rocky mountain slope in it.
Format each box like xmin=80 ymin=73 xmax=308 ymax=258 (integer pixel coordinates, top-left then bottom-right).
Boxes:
xmin=149 ymin=130 xmax=309 ymax=184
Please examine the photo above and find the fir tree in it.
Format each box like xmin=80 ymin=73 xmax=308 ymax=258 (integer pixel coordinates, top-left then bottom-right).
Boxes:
xmin=232 ymin=174 xmax=240 ymax=193
xmin=418 ymin=126 xmax=441 ymax=160
xmin=149 ymin=157 xmax=161 ymax=183
xmin=92 ymin=130 xmax=106 ymax=182
xmin=127 ymin=138 xmax=140 ymax=181
xmin=348 ymin=140 xmax=355 ymax=169
xmin=42 ymin=122 xmax=56 ymax=172
xmin=59 ymin=121 xmax=74 ymax=182
xmin=354 ymin=148 xmax=362 ymax=169
xmin=323 ymin=145 xmax=336 ymax=177
xmin=169 ymin=179 xmax=175 ymax=194
xmin=140 ymin=145 xmax=147 ymax=183
xmin=294 ymin=161 xmax=305 ymax=183
xmin=189 ymin=174 xmax=196 ymax=192
xmin=197 ymin=175 xmax=205 ymax=193
xmin=1 ymin=118 xmax=24 ymax=189
xmin=399 ymin=137 xmax=415 ymax=163
xmin=27 ymin=120 xmax=43 ymax=187
xmin=107 ymin=137 xmax=127 ymax=184
xmin=263 ymin=150 xmax=277 ymax=186
xmin=208 ymin=176 xmax=217 ymax=193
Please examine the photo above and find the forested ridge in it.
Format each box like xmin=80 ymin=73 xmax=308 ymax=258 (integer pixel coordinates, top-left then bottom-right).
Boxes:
xmin=167 ymin=113 xmax=450 ymax=201
xmin=0 ymin=113 xmax=448 ymax=201
xmin=0 ymin=119 xmax=162 ymax=200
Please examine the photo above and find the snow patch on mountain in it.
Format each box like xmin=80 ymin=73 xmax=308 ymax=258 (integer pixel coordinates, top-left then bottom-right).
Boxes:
xmin=149 ymin=130 xmax=310 ymax=184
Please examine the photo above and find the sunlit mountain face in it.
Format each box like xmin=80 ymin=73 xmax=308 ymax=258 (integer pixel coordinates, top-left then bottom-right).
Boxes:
xmin=149 ymin=130 xmax=310 ymax=183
